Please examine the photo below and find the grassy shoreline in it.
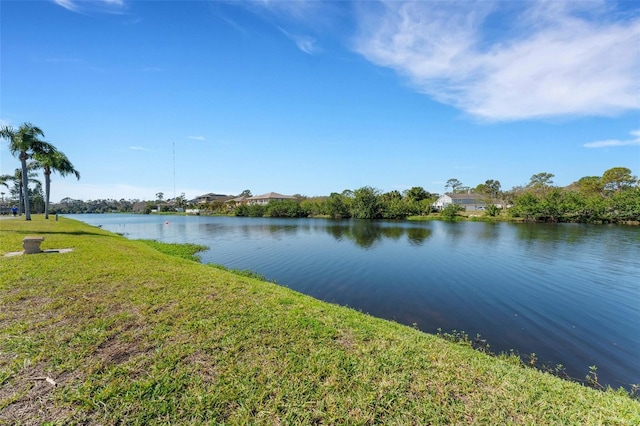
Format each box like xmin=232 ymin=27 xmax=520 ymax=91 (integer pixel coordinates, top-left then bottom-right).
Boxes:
xmin=1 ymin=216 xmax=638 ymax=424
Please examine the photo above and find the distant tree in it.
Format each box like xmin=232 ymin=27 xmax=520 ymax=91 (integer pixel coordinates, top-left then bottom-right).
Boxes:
xmin=1 ymin=123 xmax=55 ymax=220
xmin=381 ymin=190 xmax=410 ymax=219
xmin=299 ymin=197 xmax=325 ymax=217
xmin=266 ymin=199 xmax=306 ymax=218
xmin=239 ymin=189 xmax=252 ymax=197
xmin=445 ymin=178 xmax=463 ymax=193
xmin=403 ymin=186 xmax=430 ymax=202
xmin=32 ymin=148 xmax=80 ymax=219
xmin=351 ymin=186 xmax=382 ymax=219
xmin=610 ymin=187 xmax=640 ymax=221
xmin=527 ymin=172 xmax=555 ymax=190
xmin=174 ymin=192 xmax=187 ymax=209
xmin=381 ymin=190 xmax=402 ymax=201
xmin=485 ymin=179 xmax=501 ymax=198
xmin=404 ymin=187 xmax=437 ymax=215
xmin=601 ymin=167 xmax=637 ymax=192
xmin=575 ymin=176 xmax=604 ymax=196
xmin=325 ymin=192 xmax=350 ymax=219
xmin=485 ymin=204 xmax=501 ymax=217
xmin=510 ymin=192 xmax=540 ymax=222
xmin=0 ymin=166 xmax=41 ymax=216
xmin=156 ymin=192 xmax=164 ymax=202
xmin=0 ymin=173 xmax=17 ymax=195
xmin=27 ymin=180 xmax=45 ymax=214
xmin=440 ymin=203 xmax=464 ymax=220
xmin=474 ymin=180 xmax=501 ymax=197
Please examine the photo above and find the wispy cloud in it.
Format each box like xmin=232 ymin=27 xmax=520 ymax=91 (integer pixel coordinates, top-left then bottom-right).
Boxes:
xmin=53 ymin=0 xmax=126 ymax=14
xmin=584 ymin=130 xmax=640 ymax=148
xmin=188 ymin=136 xmax=206 ymax=141
xmin=237 ymin=0 xmax=340 ymax=54
xmin=129 ymin=146 xmax=151 ymax=151
xmin=354 ymin=1 xmax=640 ymax=121
xmin=53 ymin=0 xmax=78 ymax=12
xmin=279 ymin=27 xmax=318 ymax=54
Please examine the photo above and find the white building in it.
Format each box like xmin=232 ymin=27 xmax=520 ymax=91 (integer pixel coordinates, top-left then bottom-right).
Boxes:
xmin=433 ymin=193 xmax=501 ymax=211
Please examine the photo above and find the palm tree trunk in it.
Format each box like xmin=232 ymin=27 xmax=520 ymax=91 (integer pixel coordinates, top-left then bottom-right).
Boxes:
xmin=44 ymin=169 xmax=51 ymax=219
xmin=20 ymin=151 xmax=31 ymax=220
xmin=18 ymin=186 xmax=24 ymax=216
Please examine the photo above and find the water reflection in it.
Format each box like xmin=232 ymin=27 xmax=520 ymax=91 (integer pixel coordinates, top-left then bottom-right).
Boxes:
xmin=325 ymin=220 xmax=432 ymax=248
xmin=514 ymin=223 xmax=592 ymax=246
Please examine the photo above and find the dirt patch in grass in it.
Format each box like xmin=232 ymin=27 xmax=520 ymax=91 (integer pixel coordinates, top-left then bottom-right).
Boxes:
xmin=93 ymin=332 xmax=151 ymax=367
xmin=185 ymin=350 xmax=220 ymax=383
xmin=0 ymin=365 xmax=80 ymax=425
xmin=334 ymin=329 xmax=356 ymax=350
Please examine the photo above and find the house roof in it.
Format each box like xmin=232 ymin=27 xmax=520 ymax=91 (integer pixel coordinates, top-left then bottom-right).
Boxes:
xmin=434 ymin=192 xmax=498 ymax=205
xmin=227 ymin=195 xmax=250 ymax=203
xmin=449 ymin=193 xmax=485 ymax=200
xmin=246 ymin=192 xmax=295 ymax=200
xmin=196 ymin=193 xmax=228 ymax=198
xmin=191 ymin=193 xmax=233 ymax=203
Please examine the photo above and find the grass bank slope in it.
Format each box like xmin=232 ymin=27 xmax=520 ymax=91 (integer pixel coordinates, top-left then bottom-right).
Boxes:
xmin=1 ymin=216 xmax=638 ymax=425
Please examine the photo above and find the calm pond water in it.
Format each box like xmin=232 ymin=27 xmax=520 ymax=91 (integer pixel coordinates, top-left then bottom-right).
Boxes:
xmin=66 ymin=214 xmax=640 ymax=390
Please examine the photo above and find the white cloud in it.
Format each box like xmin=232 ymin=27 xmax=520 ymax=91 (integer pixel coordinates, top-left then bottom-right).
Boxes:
xmin=354 ymin=1 xmax=640 ymax=121
xmin=53 ymin=0 xmax=126 ymax=14
xmin=129 ymin=146 xmax=150 ymax=151
xmin=188 ymin=136 xmax=206 ymax=141
xmin=53 ymin=0 xmax=78 ymax=12
xmin=584 ymin=129 xmax=640 ymax=148
xmin=279 ymin=27 xmax=318 ymax=54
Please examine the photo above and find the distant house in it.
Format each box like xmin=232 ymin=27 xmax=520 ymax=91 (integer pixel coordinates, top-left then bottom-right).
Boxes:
xmin=191 ymin=193 xmax=233 ymax=204
xmin=246 ymin=192 xmax=296 ymax=205
xmin=155 ymin=200 xmax=177 ymax=212
xmin=433 ymin=193 xmax=501 ymax=211
xmin=226 ymin=195 xmax=250 ymax=205
xmin=132 ymin=202 xmax=147 ymax=213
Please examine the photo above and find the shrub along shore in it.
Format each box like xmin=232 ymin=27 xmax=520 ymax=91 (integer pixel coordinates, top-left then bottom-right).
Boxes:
xmin=1 ymin=216 xmax=638 ymax=424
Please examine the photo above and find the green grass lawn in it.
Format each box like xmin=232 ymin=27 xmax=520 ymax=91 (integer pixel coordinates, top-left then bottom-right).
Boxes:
xmin=1 ymin=216 xmax=638 ymax=424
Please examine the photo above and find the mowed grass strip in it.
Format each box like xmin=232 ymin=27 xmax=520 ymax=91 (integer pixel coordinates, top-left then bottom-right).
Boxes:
xmin=1 ymin=216 xmax=638 ymax=425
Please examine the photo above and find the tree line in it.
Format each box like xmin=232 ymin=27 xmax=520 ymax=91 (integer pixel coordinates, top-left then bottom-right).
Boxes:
xmin=2 ymin=123 xmax=637 ymax=224
xmin=508 ymin=168 xmax=639 ymax=223
xmin=45 ymin=168 xmax=640 ymax=224
xmin=232 ymin=187 xmax=436 ymax=219
xmin=228 ymin=167 xmax=639 ymax=224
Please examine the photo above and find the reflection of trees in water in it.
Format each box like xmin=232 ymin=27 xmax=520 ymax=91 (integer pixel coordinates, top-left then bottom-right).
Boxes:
xmin=381 ymin=226 xmax=404 ymax=240
xmin=406 ymin=227 xmax=432 ymax=246
xmin=512 ymin=222 xmax=640 ymax=266
xmin=241 ymin=224 xmax=299 ymax=236
xmin=267 ymin=224 xmax=298 ymax=235
xmin=478 ymin=222 xmax=501 ymax=241
xmin=439 ymin=222 xmax=502 ymax=243
xmin=513 ymin=223 xmax=591 ymax=249
xmin=326 ymin=220 xmax=432 ymax=248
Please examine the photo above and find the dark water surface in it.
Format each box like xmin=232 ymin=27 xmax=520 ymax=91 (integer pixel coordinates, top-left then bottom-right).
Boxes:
xmin=66 ymin=214 xmax=640 ymax=389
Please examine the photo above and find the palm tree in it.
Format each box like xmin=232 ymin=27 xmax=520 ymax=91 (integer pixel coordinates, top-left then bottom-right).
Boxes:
xmin=0 ymin=167 xmax=41 ymax=216
xmin=32 ymin=149 xmax=80 ymax=219
xmin=0 ymin=175 xmax=10 ymax=215
xmin=0 ymin=123 xmax=54 ymax=220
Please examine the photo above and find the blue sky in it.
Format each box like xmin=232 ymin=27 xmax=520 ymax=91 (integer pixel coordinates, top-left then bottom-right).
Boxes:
xmin=1 ymin=0 xmax=639 ymax=202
